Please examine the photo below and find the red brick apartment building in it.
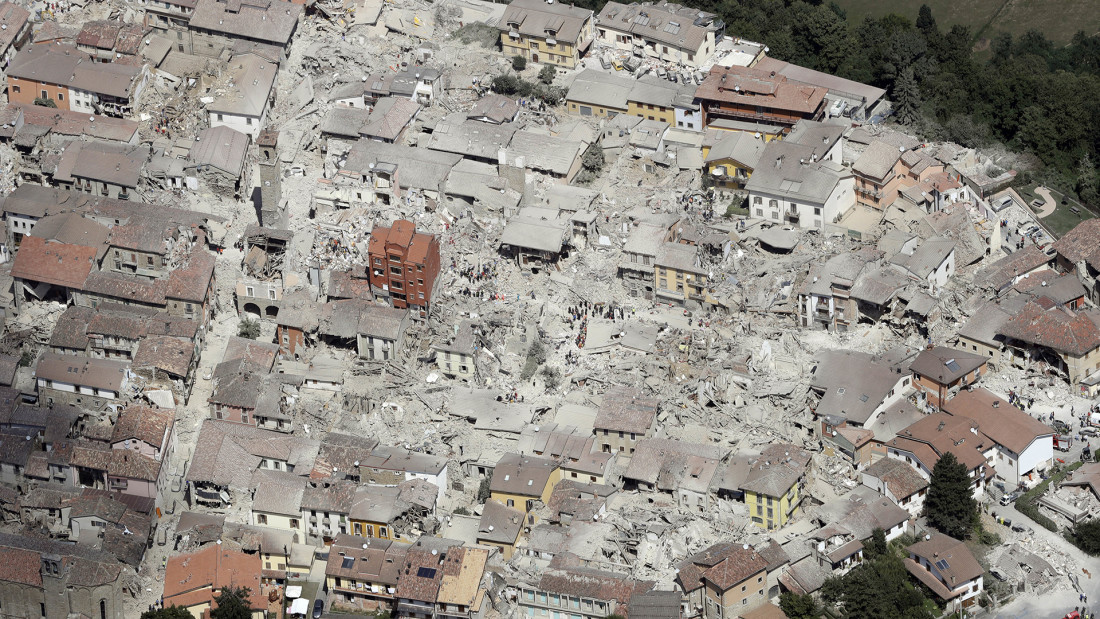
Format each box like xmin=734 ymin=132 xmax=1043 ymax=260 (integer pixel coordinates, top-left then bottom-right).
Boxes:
xmin=367 ymin=219 xmax=440 ymax=318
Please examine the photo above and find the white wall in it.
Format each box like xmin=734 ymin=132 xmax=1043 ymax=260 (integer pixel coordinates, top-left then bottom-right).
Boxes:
xmin=210 ymin=111 xmax=263 ymax=139
xmin=748 ymin=176 xmax=854 ymax=231
xmin=674 ymin=106 xmax=703 ymax=132
xmin=999 ymin=435 xmax=1054 ymax=487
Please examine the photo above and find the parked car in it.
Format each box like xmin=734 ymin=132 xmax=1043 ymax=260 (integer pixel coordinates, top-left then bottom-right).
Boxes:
xmin=312 ymin=599 xmax=324 ymax=619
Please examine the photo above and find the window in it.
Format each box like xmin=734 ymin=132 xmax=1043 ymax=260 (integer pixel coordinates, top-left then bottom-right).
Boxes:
xmin=57 ymin=92 xmax=64 ymax=102
xmin=41 ymin=89 xmax=48 ymax=99
xmin=11 ymin=85 xmax=19 ymax=93
xmin=217 ymin=113 xmax=224 ymax=121
xmin=246 ymin=286 xmax=255 ymax=296
xmin=290 ymin=518 xmax=300 ymax=528
xmin=246 ymin=117 xmax=253 ymax=125
xmin=268 ymin=289 xmax=277 ymax=300
xmin=257 ymin=514 xmax=267 ymax=524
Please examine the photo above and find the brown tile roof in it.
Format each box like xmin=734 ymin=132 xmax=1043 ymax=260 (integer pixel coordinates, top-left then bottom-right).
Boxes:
xmin=976 ymin=244 xmax=1052 ymax=292
xmin=396 ymin=548 xmax=445 ymax=602
xmin=538 ymin=565 xmax=654 ymax=604
xmin=0 ymin=543 xmax=42 ymax=587
xmin=325 ymin=535 xmax=408 ymax=585
xmin=741 ymin=443 xmax=811 ymax=498
xmin=0 ymin=2 xmax=29 ymax=54
xmin=36 ymin=353 xmax=129 ymax=392
xmin=909 ymin=346 xmax=987 ymax=384
xmin=698 ymin=544 xmax=769 ymax=591
xmin=862 ymin=457 xmax=927 ymax=499
xmin=490 ymin=453 xmax=558 ymax=497
xmin=999 ymin=300 xmax=1100 ymax=356
xmin=593 ymin=386 xmax=658 ymax=433
xmin=10 ymin=236 xmax=95 ymax=288
xmin=696 ymin=65 xmax=827 ymax=115
xmin=133 ymin=335 xmax=195 ymax=377
xmin=165 ymin=249 xmax=215 ymax=302
xmin=50 ymin=304 xmax=95 ymax=350
xmin=942 ymin=388 xmax=1053 ymax=455
xmin=7 ymin=44 xmax=141 ymax=99
xmin=111 ymin=405 xmax=173 ymax=448
xmin=476 ymin=499 xmax=524 ymax=545
xmin=368 ymin=219 xmax=437 ymax=265
xmin=163 ymin=545 xmax=265 ymax=610
xmin=1053 ymin=218 xmax=1100 ymax=268
xmin=906 ymin=533 xmax=983 ymax=590
xmin=82 ymin=271 xmax=168 ymax=305
xmin=886 ymin=413 xmax=990 ymax=473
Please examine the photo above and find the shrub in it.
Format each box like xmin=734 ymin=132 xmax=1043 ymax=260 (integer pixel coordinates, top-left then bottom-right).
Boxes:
xmin=538 ymin=64 xmax=556 ymax=84
xmin=238 ymin=318 xmax=260 ymax=340
xmin=512 ymin=55 xmax=527 ymax=71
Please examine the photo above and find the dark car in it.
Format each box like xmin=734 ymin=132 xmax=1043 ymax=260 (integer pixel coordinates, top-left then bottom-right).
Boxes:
xmin=312 ymin=599 xmax=324 ymax=619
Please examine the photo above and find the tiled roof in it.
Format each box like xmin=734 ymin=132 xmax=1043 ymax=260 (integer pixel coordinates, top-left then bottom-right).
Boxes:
xmin=10 ymin=236 xmax=95 ymax=288
xmin=862 ymin=457 xmax=927 ymax=499
xmin=163 ymin=545 xmax=264 ymax=610
xmin=999 ymin=300 xmax=1100 ymax=356
xmin=396 ymin=548 xmax=445 ymax=602
xmin=1053 ymin=218 xmax=1100 ymax=268
xmin=490 ymin=453 xmax=558 ymax=497
xmin=696 ymin=64 xmax=826 ymax=115
xmin=165 ymin=249 xmax=215 ymax=302
xmin=111 ymin=405 xmax=173 ymax=448
xmin=538 ymin=565 xmax=653 ymax=604
xmin=909 ymin=346 xmax=986 ymax=384
xmin=740 ymin=443 xmax=811 ymax=498
xmin=942 ymin=388 xmax=1053 ymax=454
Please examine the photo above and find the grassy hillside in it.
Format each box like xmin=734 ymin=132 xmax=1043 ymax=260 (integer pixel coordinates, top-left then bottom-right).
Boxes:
xmin=832 ymin=0 xmax=1100 ymax=45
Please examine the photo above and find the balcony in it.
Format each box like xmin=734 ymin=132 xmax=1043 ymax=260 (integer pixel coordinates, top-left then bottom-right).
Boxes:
xmin=397 ymin=600 xmax=434 ymax=615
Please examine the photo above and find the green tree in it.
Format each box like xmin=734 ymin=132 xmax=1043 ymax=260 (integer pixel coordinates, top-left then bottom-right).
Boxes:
xmin=779 ymin=591 xmax=820 ymax=618
xmin=824 ymin=552 xmax=934 ymax=619
xmin=1068 ymin=519 xmax=1100 ymax=555
xmin=892 ymin=67 xmax=922 ymax=127
xmin=915 ymin=4 xmax=937 ymax=38
xmin=238 ymin=317 xmax=260 ymax=340
xmin=575 ymin=143 xmax=605 ymax=185
xmin=923 ymin=451 xmax=978 ymax=539
xmin=141 ymin=607 xmax=193 ymax=619
xmin=512 ymin=55 xmax=527 ymax=71
xmin=211 ymin=587 xmax=252 ymax=619
xmin=864 ymin=527 xmax=888 ymax=560
xmin=33 ymin=97 xmax=57 ymax=108
xmin=538 ymin=64 xmax=556 ymax=85
xmin=477 ymin=471 xmax=493 ymax=503
xmin=1078 ymin=153 xmax=1099 ymax=206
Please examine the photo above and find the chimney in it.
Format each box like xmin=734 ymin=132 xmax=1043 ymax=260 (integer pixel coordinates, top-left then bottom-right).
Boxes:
xmin=993 ymin=401 xmax=999 ymax=408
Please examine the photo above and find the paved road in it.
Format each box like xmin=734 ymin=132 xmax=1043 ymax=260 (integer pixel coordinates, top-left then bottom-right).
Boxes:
xmin=1035 ymin=187 xmax=1057 ymax=219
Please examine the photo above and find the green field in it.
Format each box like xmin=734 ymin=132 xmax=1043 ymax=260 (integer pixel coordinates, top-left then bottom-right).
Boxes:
xmin=1016 ymin=184 xmax=1095 ymax=239
xmin=832 ymin=0 xmax=1100 ymax=45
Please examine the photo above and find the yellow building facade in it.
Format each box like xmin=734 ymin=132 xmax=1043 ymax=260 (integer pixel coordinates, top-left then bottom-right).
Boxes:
xmin=489 ymin=468 xmax=561 ymax=512
xmin=745 ymin=482 xmax=801 ymax=530
xmin=626 ymin=100 xmax=674 ymax=124
xmin=653 ymin=262 xmax=708 ymax=303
